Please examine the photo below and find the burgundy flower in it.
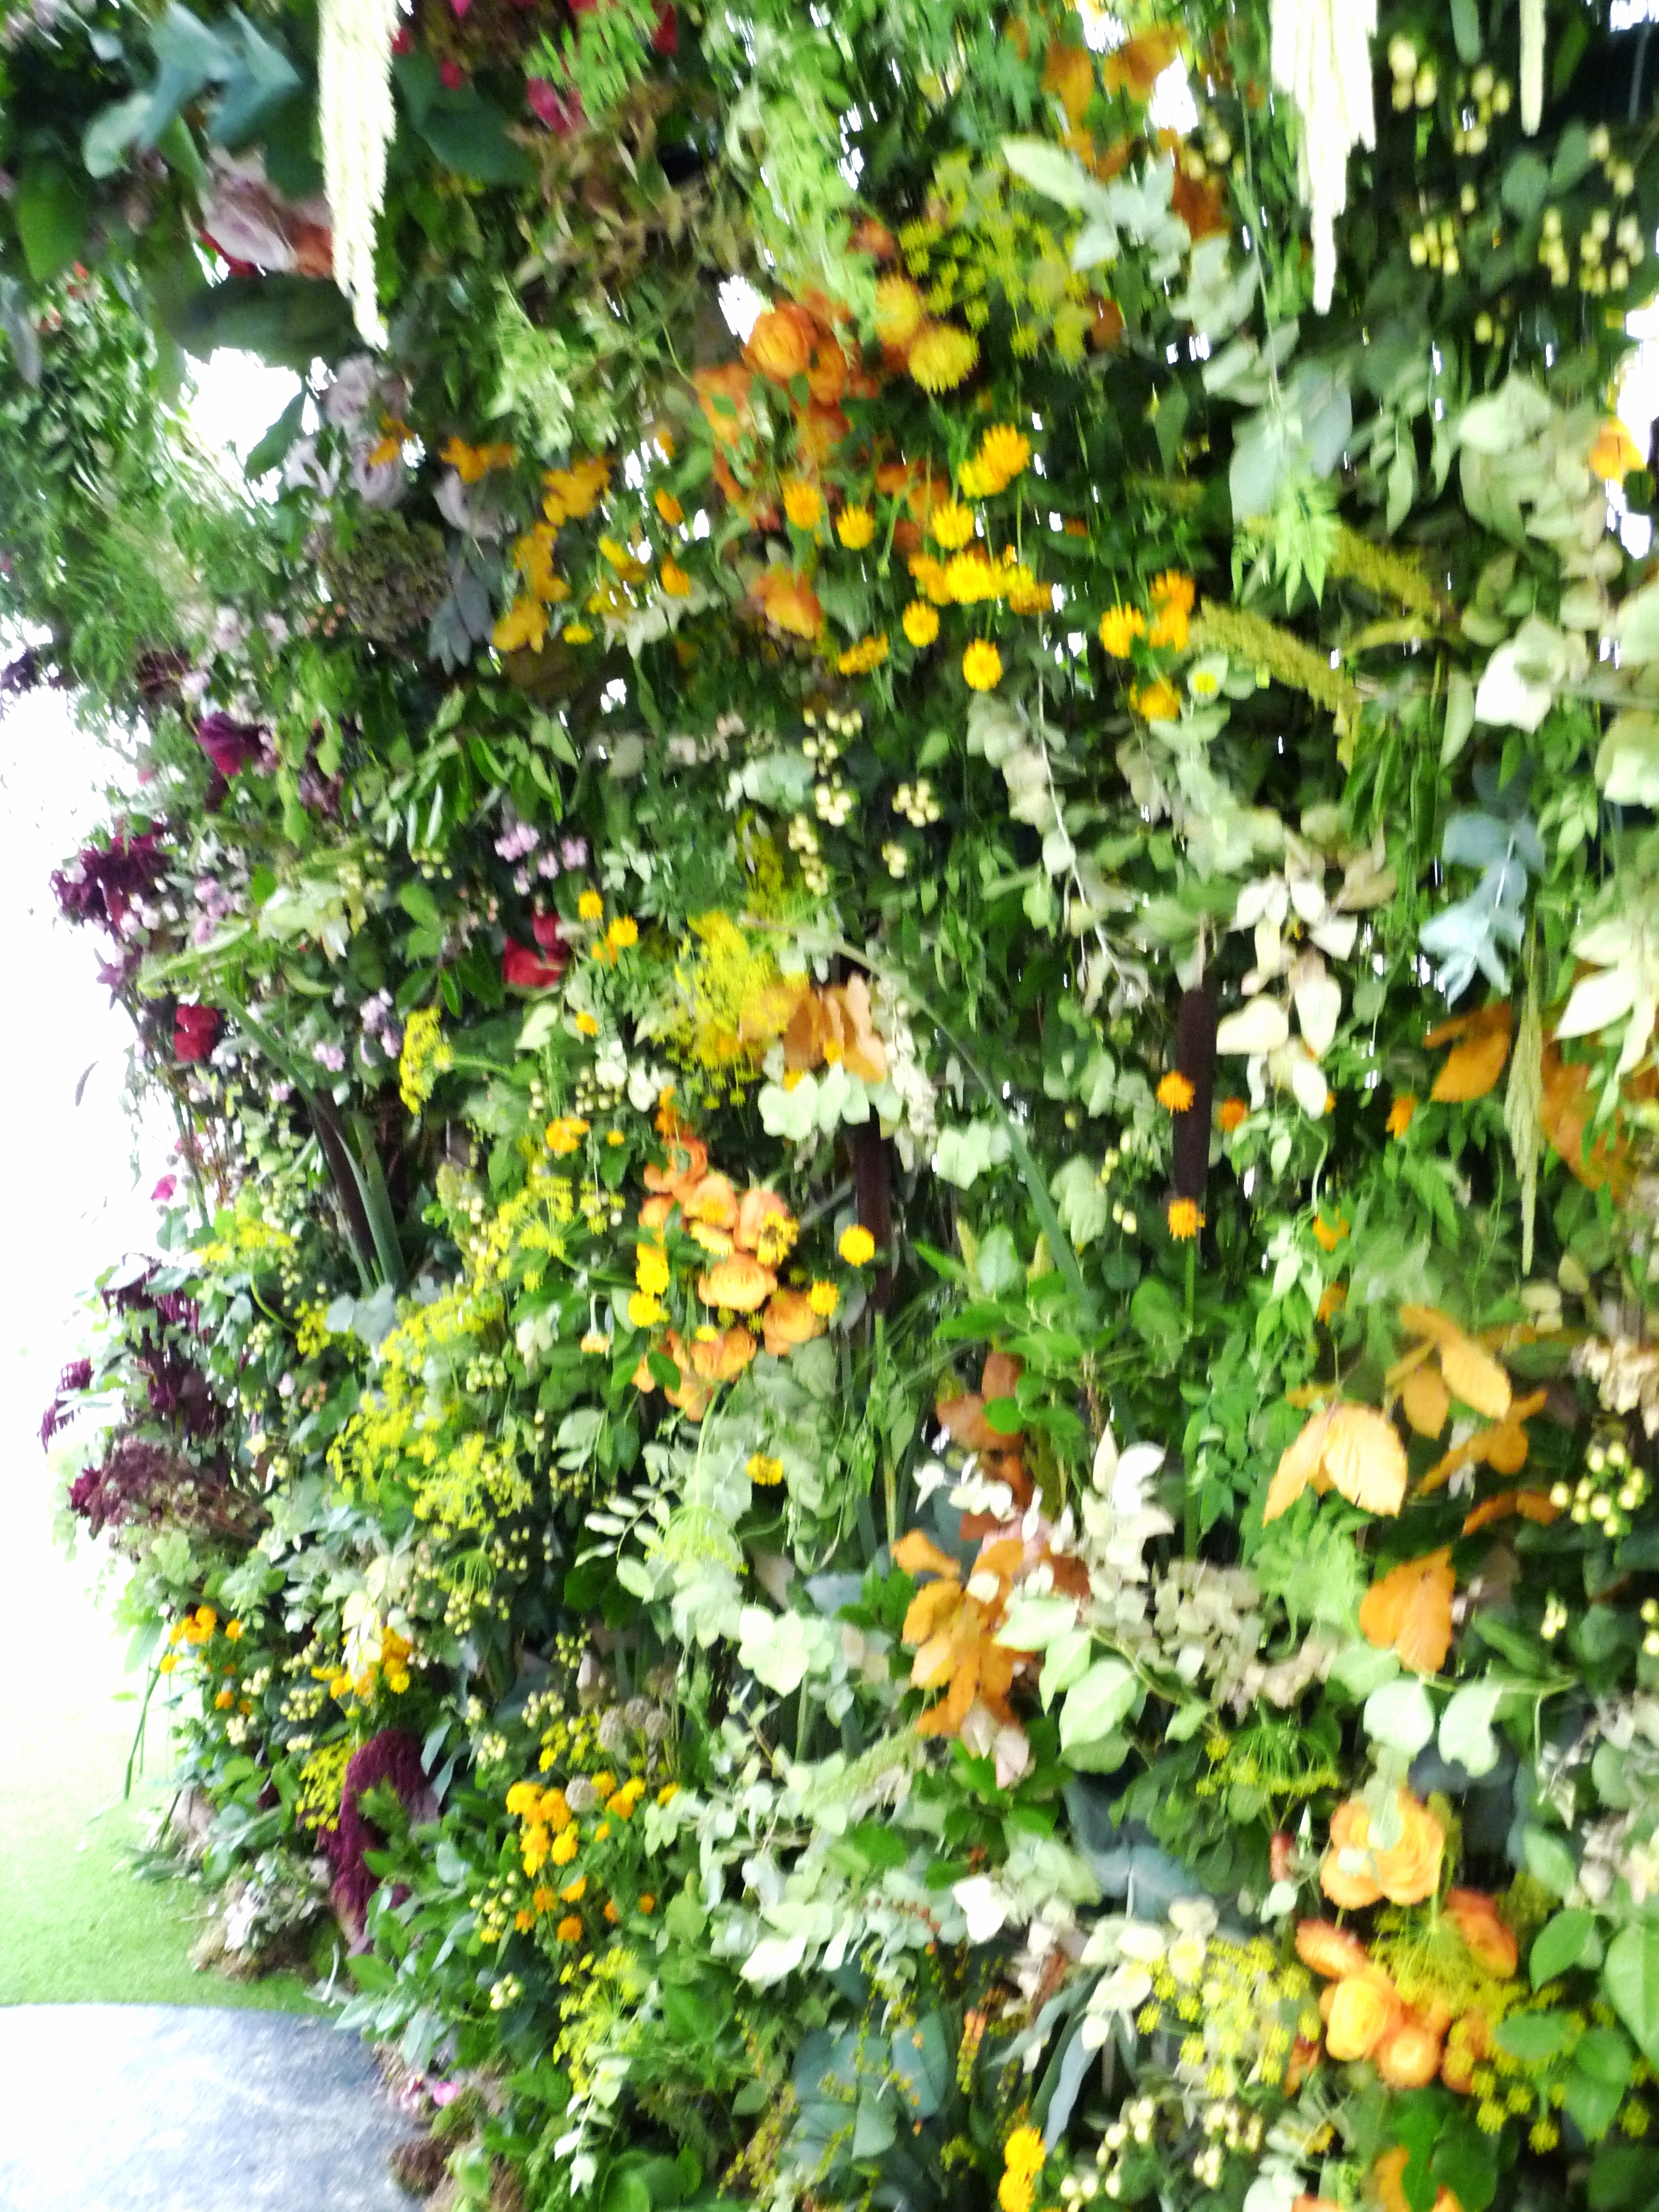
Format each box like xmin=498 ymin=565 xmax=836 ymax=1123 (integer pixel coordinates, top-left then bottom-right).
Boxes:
xmin=195 ymin=713 xmax=265 ymax=780
xmin=175 ymin=1003 xmax=222 ymax=1063
xmin=40 ymin=1357 xmax=92 ymax=1448
xmin=51 ymin=833 xmax=168 ymax=934
xmin=392 ymin=23 xmax=413 ymax=51
xmin=502 ymin=934 xmax=567 ymax=989
xmin=653 ymin=5 xmax=677 ymax=54
xmin=439 ymin=57 xmax=466 ymax=88
xmin=324 ymin=1730 xmax=437 ymax=1937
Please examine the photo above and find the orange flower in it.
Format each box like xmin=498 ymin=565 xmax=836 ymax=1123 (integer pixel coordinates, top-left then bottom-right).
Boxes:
xmin=1149 ymin=569 xmax=1196 ymax=616
xmin=1100 ymin=25 xmax=1179 ymax=97
xmin=682 ymin=1172 xmax=739 ymax=1230
xmin=1218 ymin=1096 xmax=1248 ymax=1132
xmin=753 ymin=565 xmax=825 ymax=641
xmin=698 ymin=1254 xmax=776 ymax=1313
xmin=735 ymin=1186 xmax=796 ymax=1258
xmin=654 ymin=488 xmax=684 ymax=526
xmin=660 ymin=558 xmax=691 ymax=597
xmin=1312 ymin=1211 xmax=1349 ymax=1252
xmin=1156 ymin=1070 xmax=1195 ymax=1112
xmin=1167 ymin=1198 xmax=1202 ymax=1240
xmin=1425 ymin=1001 xmax=1512 ymax=1103
xmin=1445 ymin=1889 xmax=1518 ymax=1978
xmin=744 ymin=303 xmax=816 ymax=383
xmin=1320 ymin=1789 xmax=1445 ymax=1909
xmin=1295 ymin=1919 xmax=1373 ymax=1981
xmin=1375 ymin=2019 xmax=1444 ymax=2088
xmin=692 ymin=364 xmax=755 ymax=446
xmin=689 ymin=1326 xmax=758 ymax=1383
xmin=762 ymin=1287 xmax=826 ymax=1356
xmin=1372 ymin=2146 xmax=1463 ymax=2212
xmin=1386 ymin=1093 xmax=1418 ymax=1138
xmin=1324 ymin=1969 xmax=1403 ymax=2061
xmin=1589 ymin=419 xmax=1645 ymax=482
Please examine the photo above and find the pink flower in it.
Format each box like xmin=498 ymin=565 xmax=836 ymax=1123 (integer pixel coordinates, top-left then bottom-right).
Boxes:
xmin=392 ymin=24 xmax=413 ymax=52
xmin=450 ymin=0 xmax=472 ymax=14
xmin=151 ymin=1176 xmax=178 ymax=1204
xmin=527 ymin=78 xmax=581 ymax=132
xmin=439 ymin=58 xmax=466 ymax=89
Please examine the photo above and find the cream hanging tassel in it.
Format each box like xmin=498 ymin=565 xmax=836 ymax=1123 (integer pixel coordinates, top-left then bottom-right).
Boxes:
xmin=1520 ymin=0 xmax=1544 ymax=133
xmin=318 ymin=0 xmax=403 ymax=347
xmin=1270 ymin=0 xmax=1378 ymax=314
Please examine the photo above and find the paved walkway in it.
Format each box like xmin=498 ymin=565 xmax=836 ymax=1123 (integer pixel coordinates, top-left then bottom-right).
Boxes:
xmin=0 ymin=2007 xmax=420 ymax=2210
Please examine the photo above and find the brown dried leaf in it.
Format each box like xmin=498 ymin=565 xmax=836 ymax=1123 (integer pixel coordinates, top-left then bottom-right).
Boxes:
xmin=1360 ymin=1549 xmax=1455 ymax=1674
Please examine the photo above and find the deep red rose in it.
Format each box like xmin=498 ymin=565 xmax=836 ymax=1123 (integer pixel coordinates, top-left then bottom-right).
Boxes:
xmin=502 ymin=938 xmax=567 ymax=990
xmin=652 ymin=5 xmax=677 ymax=53
xmin=439 ymin=58 xmax=467 ymax=88
xmin=531 ymin=911 xmax=566 ymax=952
xmin=174 ymin=1003 xmax=222 ymax=1063
xmin=392 ymin=23 xmax=413 ymax=51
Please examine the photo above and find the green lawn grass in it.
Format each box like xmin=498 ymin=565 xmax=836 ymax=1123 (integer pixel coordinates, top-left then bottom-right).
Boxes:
xmin=0 ymin=1461 xmax=321 ymax=2011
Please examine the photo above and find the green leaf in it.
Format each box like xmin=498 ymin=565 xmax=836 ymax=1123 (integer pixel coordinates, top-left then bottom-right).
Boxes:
xmin=417 ymin=94 xmax=534 ymax=186
xmin=1565 ymin=2064 xmax=1625 ymax=2144
xmin=1523 ymin=1825 xmax=1579 ymax=1898
xmin=1000 ymin=136 xmax=1097 ymax=210
xmin=1058 ymin=1657 xmax=1137 ymax=1754
xmin=1129 ymin=1276 xmax=1184 ymax=1361
xmin=1438 ymin=1680 xmax=1504 ymax=1777
xmin=82 ymin=93 xmax=151 ymax=180
xmin=1448 ymin=0 xmax=1482 ymax=64
xmin=1050 ymin=1155 xmax=1108 ymax=1249
xmin=1589 ymin=2148 xmax=1659 ymax=2209
xmin=1605 ymin=1923 xmax=1659 ymax=2063
xmin=1532 ymin=1909 xmax=1602 ymax=1988
xmin=1493 ymin=2009 xmax=1573 ymax=2061
xmin=1364 ymin=1676 xmax=1435 ymax=1754
xmin=975 ymin=1223 xmax=1022 ymax=1296
xmin=13 ymin=159 xmax=92 ymax=283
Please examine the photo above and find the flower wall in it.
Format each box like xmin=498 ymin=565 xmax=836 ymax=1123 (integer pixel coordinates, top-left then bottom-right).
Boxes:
xmin=9 ymin=2 xmax=1659 ymax=2208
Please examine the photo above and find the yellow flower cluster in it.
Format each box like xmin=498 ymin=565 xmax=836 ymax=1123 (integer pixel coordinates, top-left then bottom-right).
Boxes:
xmin=837 ymin=633 xmax=889 ymax=676
xmin=397 ymin=1006 xmax=453 ymax=1115
xmin=997 ymin=2126 xmax=1045 ymax=2212
xmin=295 ymin=1739 xmax=356 ymax=1835
xmin=958 ymin=423 xmax=1031 ymax=499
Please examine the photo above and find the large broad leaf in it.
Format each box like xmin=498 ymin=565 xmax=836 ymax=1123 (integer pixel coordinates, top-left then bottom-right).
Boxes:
xmin=1532 ymin=1908 xmax=1603 ymax=1987
xmin=166 ymin=273 xmax=356 ymax=368
xmin=1439 ymin=1680 xmax=1505 ymax=1775
xmin=212 ymin=10 xmax=302 ymax=147
xmin=417 ymin=94 xmax=534 ymax=187
xmin=83 ymin=93 xmax=151 ymax=180
xmin=1058 ymin=1655 xmax=1137 ymax=1753
xmin=13 ymin=160 xmax=92 ymax=283
xmin=1605 ymin=1923 xmax=1659 ymax=2063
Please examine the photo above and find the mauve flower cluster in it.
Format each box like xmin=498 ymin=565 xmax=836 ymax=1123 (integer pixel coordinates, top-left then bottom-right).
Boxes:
xmin=67 ymin=1434 xmax=249 ymax=1541
xmin=39 ymin=1356 xmax=92 ymax=1447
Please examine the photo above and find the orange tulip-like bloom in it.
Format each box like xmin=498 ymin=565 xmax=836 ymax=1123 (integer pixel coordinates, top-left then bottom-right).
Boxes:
xmin=1156 ymin=1070 xmax=1195 ymax=1112
xmin=762 ymin=1287 xmax=826 ymax=1357
xmin=682 ymin=1172 xmax=739 ymax=1230
xmin=1323 ymin=1970 xmax=1402 ymax=2061
xmin=697 ymin=1254 xmax=776 ymax=1313
xmin=654 ymin=488 xmax=684 ymax=526
xmin=1295 ymin=1919 xmax=1372 ymax=1981
xmin=1321 ymin=1789 xmax=1445 ymax=1909
xmin=1445 ymin=1889 xmax=1519 ymax=1978
xmin=734 ymin=1186 xmax=796 ymax=1258
xmin=689 ymin=1326 xmax=758 ymax=1382
xmin=660 ymin=558 xmax=691 ymax=597
xmin=1218 ymin=1096 xmax=1248 ymax=1132
xmin=744 ymin=303 xmax=816 ymax=383
xmin=1375 ymin=2019 xmax=1445 ymax=2089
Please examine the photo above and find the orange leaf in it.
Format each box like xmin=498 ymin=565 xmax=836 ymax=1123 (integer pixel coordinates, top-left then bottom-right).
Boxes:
xmin=1540 ymin=1039 xmax=1639 ymax=1197
xmin=1427 ymin=1002 xmax=1512 ymax=1102
xmin=1323 ymin=1404 xmax=1409 ymax=1518
xmin=1438 ymin=1331 xmax=1512 ymax=1422
xmin=902 ymin=1579 xmax=963 ymax=1645
xmin=1461 ymin=1487 xmax=1561 ymax=1535
xmin=1264 ymin=1406 xmax=1336 ymax=1522
xmin=1359 ymin=1550 xmax=1455 ymax=1674
xmin=1400 ymin=1361 xmax=1451 ymax=1439
xmin=1398 ymin=1303 xmax=1463 ymax=1345
xmin=892 ymin=1530 xmax=960 ymax=1581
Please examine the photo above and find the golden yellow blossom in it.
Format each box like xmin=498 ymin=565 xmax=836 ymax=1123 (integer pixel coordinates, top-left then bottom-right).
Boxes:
xmin=962 ymin=639 xmax=1003 ymax=690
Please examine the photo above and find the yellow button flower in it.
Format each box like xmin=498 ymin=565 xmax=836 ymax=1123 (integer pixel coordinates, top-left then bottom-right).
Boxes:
xmin=577 ymin=890 xmax=604 ymax=921
xmin=902 ymin=601 xmax=940 ymax=647
xmin=962 ymin=639 xmax=1003 ymax=690
xmin=838 ymin=1224 xmax=876 ymax=1265
xmin=836 ymin=504 xmax=876 ymax=549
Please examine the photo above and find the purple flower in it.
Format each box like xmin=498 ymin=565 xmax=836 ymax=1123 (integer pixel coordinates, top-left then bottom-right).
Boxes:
xmin=313 ymin=1039 xmax=346 ymax=1073
xmin=560 ymin=836 xmax=589 ymax=867
xmin=40 ymin=1356 xmax=92 ymax=1447
xmin=323 ymin=1730 xmax=437 ymax=1937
